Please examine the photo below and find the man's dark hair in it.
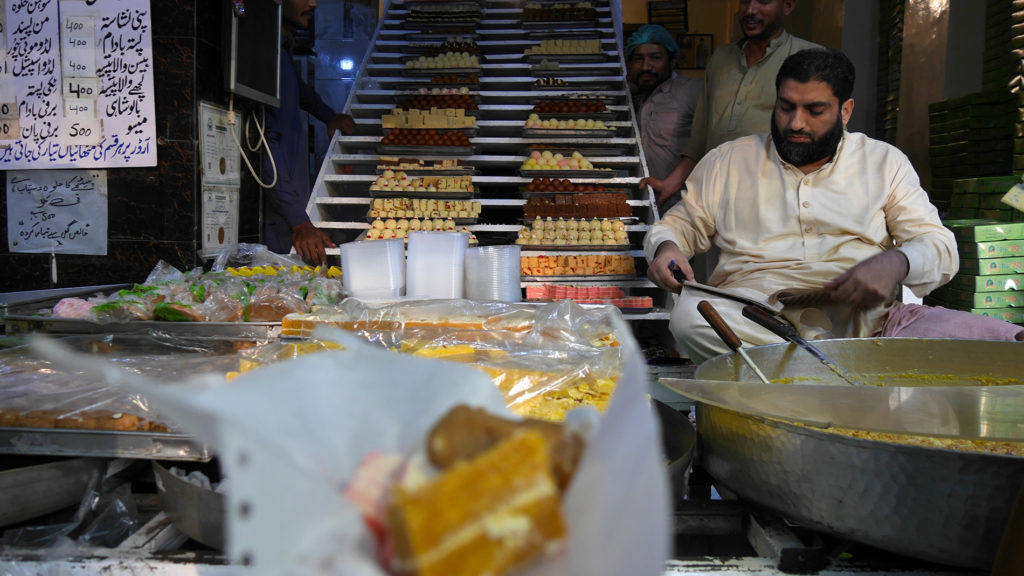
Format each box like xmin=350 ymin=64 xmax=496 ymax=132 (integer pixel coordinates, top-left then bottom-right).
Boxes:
xmin=775 ymin=49 xmax=855 ymax=103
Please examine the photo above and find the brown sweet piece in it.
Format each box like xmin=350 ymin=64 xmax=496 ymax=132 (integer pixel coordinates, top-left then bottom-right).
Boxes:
xmin=0 ymin=410 xmax=20 ymax=427
xmin=426 ymin=404 xmax=583 ymax=492
xmin=381 ymin=128 xmax=471 ymax=147
xmin=18 ymin=410 xmax=57 ymax=429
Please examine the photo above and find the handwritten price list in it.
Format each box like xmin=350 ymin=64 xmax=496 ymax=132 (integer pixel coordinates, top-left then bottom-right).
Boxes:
xmin=0 ymin=0 xmax=156 ymax=168
xmin=6 ymin=169 xmax=108 ymax=254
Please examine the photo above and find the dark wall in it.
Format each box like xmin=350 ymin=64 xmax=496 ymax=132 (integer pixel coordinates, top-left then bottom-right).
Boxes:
xmin=0 ymin=0 xmax=261 ymax=293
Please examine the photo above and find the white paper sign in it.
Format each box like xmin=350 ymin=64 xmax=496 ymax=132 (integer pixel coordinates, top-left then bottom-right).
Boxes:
xmin=6 ymin=169 xmax=108 ymax=254
xmin=0 ymin=0 xmax=156 ymax=169
xmin=0 ymin=1 xmax=15 ymax=104
xmin=202 ymin=184 xmax=239 ymax=257
xmin=200 ymin=102 xmax=242 ymax=186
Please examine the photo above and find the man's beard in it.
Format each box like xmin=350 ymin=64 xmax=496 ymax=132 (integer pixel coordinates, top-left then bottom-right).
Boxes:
xmin=771 ymin=113 xmax=844 ymax=167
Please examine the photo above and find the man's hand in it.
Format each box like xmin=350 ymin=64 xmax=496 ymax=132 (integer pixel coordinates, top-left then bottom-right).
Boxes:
xmin=640 ymin=156 xmax=696 ymax=209
xmin=648 ymin=241 xmax=693 ymax=293
xmin=292 ymin=220 xmax=336 ymax=266
xmin=824 ymin=250 xmax=910 ymax=310
xmin=328 ymin=114 xmax=356 ymax=136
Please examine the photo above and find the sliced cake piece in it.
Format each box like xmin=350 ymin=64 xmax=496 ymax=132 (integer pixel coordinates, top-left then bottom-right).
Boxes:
xmin=386 ymin=430 xmax=566 ymax=576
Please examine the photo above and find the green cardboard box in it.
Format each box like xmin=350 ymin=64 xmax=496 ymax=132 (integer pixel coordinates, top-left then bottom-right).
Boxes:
xmin=943 ymin=219 xmax=1024 ymax=241
xmin=970 ymin=307 xmax=1024 ymax=323
xmin=974 ymin=175 xmax=1021 ymax=194
xmin=947 ymin=288 xmax=1024 ymax=308
xmin=948 ymin=273 xmax=1023 ymax=292
xmin=951 ymin=193 xmax=980 ymax=208
xmin=958 ymin=239 xmax=1024 ymax=258
xmin=959 ymin=256 xmax=1024 ymax=275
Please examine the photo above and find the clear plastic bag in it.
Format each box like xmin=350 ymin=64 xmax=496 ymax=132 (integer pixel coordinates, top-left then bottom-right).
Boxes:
xmin=2 ymin=470 xmax=138 ymax=549
xmin=261 ymin=299 xmax=624 ymax=419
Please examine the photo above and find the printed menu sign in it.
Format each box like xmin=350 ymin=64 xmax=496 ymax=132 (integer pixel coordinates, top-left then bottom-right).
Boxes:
xmin=0 ymin=0 xmax=156 ymax=169
xmin=6 ymin=169 xmax=108 ymax=254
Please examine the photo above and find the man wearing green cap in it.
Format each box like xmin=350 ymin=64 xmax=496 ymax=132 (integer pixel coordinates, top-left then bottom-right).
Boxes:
xmin=626 ymin=24 xmax=702 ymax=212
xmin=643 ymin=0 xmax=820 ymax=207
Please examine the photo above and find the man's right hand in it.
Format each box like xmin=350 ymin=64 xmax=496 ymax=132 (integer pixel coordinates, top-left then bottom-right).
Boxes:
xmin=648 ymin=241 xmax=693 ymax=293
xmin=292 ymin=220 xmax=336 ymax=266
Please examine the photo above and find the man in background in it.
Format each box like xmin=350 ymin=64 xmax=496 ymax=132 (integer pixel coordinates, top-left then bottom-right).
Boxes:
xmin=263 ymin=0 xmax=356 ymax=265
xmin=643 ymin=0 xmax=819 ymax=207
xmin=644 ymin=49 xmax=1023 ymax=363
xmin=626 ymin=25 xmax=702 ymax=212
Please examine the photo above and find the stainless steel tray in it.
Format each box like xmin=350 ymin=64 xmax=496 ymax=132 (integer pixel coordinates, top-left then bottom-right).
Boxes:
xmin=404 ymin=31 xmax=480 ymax=42
xmin=521 ymin=274 xmax=636 ymax=281
xmin=401 ymin=66 xmax=482 ymax=76
xmin=379 ymin=144 xmax=475 ymax=155
xmin=0 ymin=427 xmax=211 ymax=461
xmin=519 ymin=243 xmax=630 ymax=251
xmin=370 ymin=187 xmax=478 ymax=200
xmin=385 ymin=126 xmax=478 ymax=137
xmin=519 ymin=169 xmax=617 ymax=178
xmin=522 ymin=128 xmax=616 ymax=138
xmin=376 ymin=166 xmax=477 ymax=176
xmin=4 ymin=315 xmax=281 ymax=339
xmin=526 ymin=28 xmax=600 ymax=38
xmin=526 ymin=53 xmax=607 ymax=63
xmin=394 ymin=81 xmax=481 ymax=92
xmin=529 ymin=111 xmax=616 ymax=121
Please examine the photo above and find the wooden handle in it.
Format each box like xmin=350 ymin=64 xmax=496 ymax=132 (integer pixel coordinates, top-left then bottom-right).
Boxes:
xmin=697 ymin=300 xmax=743 ymax=351
xmin=741 ymin=304 xmax=801 ymax=340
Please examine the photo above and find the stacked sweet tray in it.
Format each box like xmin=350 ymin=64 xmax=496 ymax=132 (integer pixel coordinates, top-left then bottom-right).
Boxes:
xmin=0 ymin=333 xmax=243 ymax=460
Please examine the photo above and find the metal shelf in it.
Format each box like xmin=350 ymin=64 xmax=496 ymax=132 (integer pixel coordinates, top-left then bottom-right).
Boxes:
xmin=307 ymin=0 xmax=664 ymax=316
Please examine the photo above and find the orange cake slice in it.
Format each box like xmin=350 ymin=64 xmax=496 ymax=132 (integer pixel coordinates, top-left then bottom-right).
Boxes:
xmin=386 ymin=430 xmax=566 ymax=576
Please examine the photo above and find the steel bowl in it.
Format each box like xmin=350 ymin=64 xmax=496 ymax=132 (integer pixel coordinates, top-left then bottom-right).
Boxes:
xmin=694 ymin=338 xmax=1024 ymax=570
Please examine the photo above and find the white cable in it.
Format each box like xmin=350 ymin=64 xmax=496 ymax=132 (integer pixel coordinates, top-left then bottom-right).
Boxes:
xmin=227 ymin=94 xmax=278 ymax=189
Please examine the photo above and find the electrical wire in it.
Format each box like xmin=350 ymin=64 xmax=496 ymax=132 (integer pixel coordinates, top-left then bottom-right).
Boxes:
xmin=227 ymin=94 xmax=278 ymax=189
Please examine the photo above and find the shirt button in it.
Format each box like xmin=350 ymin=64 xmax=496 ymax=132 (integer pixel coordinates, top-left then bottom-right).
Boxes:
xmin=802 ymin=201 xmax=810 ymax=208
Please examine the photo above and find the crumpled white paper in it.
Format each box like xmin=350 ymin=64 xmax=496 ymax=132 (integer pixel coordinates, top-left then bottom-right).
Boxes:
xmin=30 ymin=312 xmax=670 ymax=576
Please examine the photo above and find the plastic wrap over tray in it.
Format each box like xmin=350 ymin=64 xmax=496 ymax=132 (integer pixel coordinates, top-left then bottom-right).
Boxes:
xmin=27 ymin=307 xmax=670 ymax=576
xmin=25 ymin=248 xmax=345 ymax=327
xmin=276 ymin=299 xmax=626 ymax=420
xmin=0 ymin=334 xmax=243 ymax=436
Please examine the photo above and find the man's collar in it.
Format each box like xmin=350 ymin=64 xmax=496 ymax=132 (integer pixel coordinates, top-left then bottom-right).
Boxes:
xmin=769 ymin=130 xmax=848 ymax=175
xmin=738 ymin=28 xmax=791 ymax=53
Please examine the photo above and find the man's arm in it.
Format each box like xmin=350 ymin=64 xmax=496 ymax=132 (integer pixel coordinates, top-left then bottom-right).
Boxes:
xmin=640 ymin=156 xmax=697 ymax=208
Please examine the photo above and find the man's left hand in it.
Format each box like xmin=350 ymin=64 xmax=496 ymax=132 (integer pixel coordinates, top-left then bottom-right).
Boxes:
xmin=292 ymin=220 xmax=336 ymax=266
xmin=329 ymin=114 xmax=356 ymax=136
xmin=824 ymin=250 xmax=910 ymax=310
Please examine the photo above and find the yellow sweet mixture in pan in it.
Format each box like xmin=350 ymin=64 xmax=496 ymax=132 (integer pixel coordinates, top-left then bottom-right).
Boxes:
xmin=815 ymin=426 xmax=1024 ymax=457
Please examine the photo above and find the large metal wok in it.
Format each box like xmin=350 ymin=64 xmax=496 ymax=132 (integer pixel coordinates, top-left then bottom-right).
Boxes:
xmin=692 ymin=338 xmax=1024 ymax=570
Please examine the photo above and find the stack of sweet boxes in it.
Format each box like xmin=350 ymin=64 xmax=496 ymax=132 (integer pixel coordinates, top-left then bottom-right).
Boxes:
xmin=931 ymin=178 xmax=1024 ymax=325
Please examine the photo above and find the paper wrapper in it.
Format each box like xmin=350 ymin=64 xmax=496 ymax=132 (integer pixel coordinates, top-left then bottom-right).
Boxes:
xmin=29 ymin=311 xmax=670 ymax=576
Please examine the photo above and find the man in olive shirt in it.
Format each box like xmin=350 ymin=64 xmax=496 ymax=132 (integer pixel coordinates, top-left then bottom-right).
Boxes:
xmin=626 ymin=25 xmax=702 ymax=212
xmin=643 ymin=0 xmax=820 ymax=204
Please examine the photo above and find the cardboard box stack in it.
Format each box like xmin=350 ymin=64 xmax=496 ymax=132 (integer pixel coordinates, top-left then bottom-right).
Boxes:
xmin=948 ymin=175 xmax=1024 ymax=222
xmin=927 ymin=92 xmax=1014 ymax=210
xmin=928 ymin=219 xmax=1024 ymax=325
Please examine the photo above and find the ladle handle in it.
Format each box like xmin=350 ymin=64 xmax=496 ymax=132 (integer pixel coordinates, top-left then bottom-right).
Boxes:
xmin=741 ymin=304 xmax=801 ymax=341
xmin=697 ymin=300 xmax=743 ymax=351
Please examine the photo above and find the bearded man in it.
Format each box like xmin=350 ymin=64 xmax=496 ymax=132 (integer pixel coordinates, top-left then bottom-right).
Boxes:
xmin=643 ymin=49 xmax=1023 ymax=363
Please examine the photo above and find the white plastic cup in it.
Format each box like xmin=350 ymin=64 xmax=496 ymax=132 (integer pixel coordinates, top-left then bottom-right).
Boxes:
xmin=465 ymin=245 xmax=522 ymax=302
xmin=340 ymin=239 xmax=405 ymax=299
xmin=406 ymin=231 xmax=468 ymax=299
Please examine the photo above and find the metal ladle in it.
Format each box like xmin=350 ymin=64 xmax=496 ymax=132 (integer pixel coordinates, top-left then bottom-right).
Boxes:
xmin=741 ymin=304 xmax=866 ymax=387
xmin=697 ymin=300 xmax=771 ymax=385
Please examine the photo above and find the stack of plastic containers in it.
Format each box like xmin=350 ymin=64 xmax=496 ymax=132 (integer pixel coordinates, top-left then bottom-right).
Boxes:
xmin=339 ymin=239 xmax=406 ymax=298
xmin=406 ymin=231 xmax=469 ymax=299
xmin=464 ymin=245 xmax=522 ymax=302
